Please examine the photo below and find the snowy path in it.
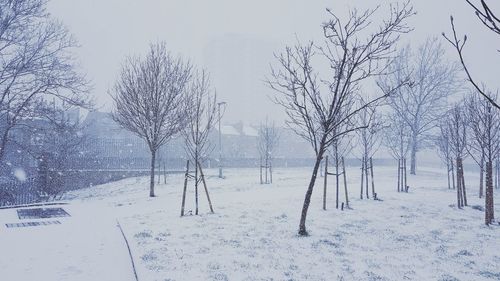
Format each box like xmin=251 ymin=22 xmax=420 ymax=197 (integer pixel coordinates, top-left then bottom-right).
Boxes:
xmin=0 ymin=202 xmax=136 ymax=281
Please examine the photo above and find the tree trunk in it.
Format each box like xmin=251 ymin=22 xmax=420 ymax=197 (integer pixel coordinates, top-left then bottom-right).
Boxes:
xmin=335 ymin=151 xmax=339 ymax=209
xmin=198 ymin=162 xmax=214 ymax=214
xmin=451 ymin=159 xmax=456 ymax=189
xmin=360 ymin=158 xmax=364 ymax=199
xmin=446 ymin=161 xmax=451 ymax=190
xmin=323 ymin=156 xmax=328 ymax=211
xmin=461 ymin=160 xmax=467 ymax=206
xmin=265 ymin=156 xmax=268 ymax=184
xmin=410 ymin=140 xmax=417 ymax=175
xmin=495 ymin=157 xmax=499 ymax=189
xmin=342 ymin=157 xmax=349 ymax=208
xmin=260 ymin=157 xmax=263 ymax=184
xmin=180 ymin=160 xmax=190 ymax=216
xmin=404 ymin=158 xmax=408 ymax=192
xmin=298 ymin=149 xmax=325 ymax=236
xmin=370 ymin=157 xmax=375 ymax=198
xmin=496 ymin=157 xmax=499 ymax=189
xmin=194 ymin=151 xmax=199 ymax=215
xmin=149 ymin=149 xmax=156 ymax=197
xmin=479 ymin=162 xmax=484 ymax=198
xmin=456 ymin=157 xmax=462 ymax=208
xmin=398 ymin=158 xmax=401 ymax=192
xmin=485 ymin=161 xmax=494 ymax=225
xmin=479 ymin=154 xmax=484 ymax=198
xmin=365 ymin=157 xmax=369 ymax=199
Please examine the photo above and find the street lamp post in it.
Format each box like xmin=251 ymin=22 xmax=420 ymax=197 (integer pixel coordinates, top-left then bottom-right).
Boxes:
xmin=217 ymin=101 xmax=226 ymax=178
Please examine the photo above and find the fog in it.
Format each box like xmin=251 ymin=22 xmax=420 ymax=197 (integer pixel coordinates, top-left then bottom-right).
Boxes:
xmin=48 ymin=0 xmax=500 ymax=124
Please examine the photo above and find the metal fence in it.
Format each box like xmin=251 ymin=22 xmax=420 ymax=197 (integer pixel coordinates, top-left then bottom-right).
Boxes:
xmin=0 ymin=177 xmax=43 ymax=207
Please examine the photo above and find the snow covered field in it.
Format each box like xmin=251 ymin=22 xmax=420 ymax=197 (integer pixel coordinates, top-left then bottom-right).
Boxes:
xmin=1 ymin=165 xmax=499 ymax=281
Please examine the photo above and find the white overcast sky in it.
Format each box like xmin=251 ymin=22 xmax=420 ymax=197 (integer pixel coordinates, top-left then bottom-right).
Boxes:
xmin=48 ymin=0 xmax=500 ymax=124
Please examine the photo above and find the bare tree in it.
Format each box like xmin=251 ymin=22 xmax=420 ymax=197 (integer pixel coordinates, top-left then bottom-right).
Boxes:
xmin=258 ymin=118 xmax=279 ymax=184
xmin=356 ymin=99 xmax=383 ymax=199
xmin=465 ymin=92 xmax=485 ymax=197
xmin=385 ymin=112 xmax=412 ymax=192
xmin=181 ymin=70 xmax=216 ymax=216
xmin=0 ymin=0 xmax=90 ymax=162
xmin=445 ymin=103 xmax=468 ymax=208
xmin=327 ymin=132 xmax=354 ymax=209
xmin=437 ymin=120 xmax=455 ymax=190
xmin=267 ymin=3 xmax=414 ymax=236
xmin=443 ymin=7 xmax=500 ymax=110
xmin=111 ymin=42 xmax=191 ymax=197
xmin=380 ymin=39 xmax=461 ymax=175
xmin=465 ymin=0 xmax=500 ymax=35
xmin=465 ymin=91 xmax=500 ymax=224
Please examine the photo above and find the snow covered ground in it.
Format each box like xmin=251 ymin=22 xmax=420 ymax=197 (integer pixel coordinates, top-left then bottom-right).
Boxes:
xmin=0 ymin=201 xmax=136 ymax=281
xmin=1 ymin=165 xmax=499 ymax=280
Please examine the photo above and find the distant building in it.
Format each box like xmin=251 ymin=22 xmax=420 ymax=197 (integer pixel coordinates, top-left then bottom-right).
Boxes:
xmin=79 ymin=112 xmax=313 ymax=169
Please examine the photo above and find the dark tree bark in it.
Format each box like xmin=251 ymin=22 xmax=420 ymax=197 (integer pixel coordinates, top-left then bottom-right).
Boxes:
xmin=461 ymin=158 xmax=468 ymax=206
xmin=181 ymin=160 xmax=190 ymax=216
xmin=485 ymin=161 xmax=494 ymax=224
xmin=410 ymin=141 xmax=417 ymax=175
xmin=149 ymin=149 xmax=156 ymax=197
xmin=479 ymin=157 xmax=484 ymax=198
xmin=299 ymin=150 xmax=325 ymax=236
xmin=194 ymin=151 xmax=199 ymax=215
xmin=457 ymin=157 xmax=463 ymax=208
xmin=323 ymin=156 xmax=328 ymax=211
xmin=370 ymin=157 xmax=376 ymax=198
xmin=335 ymin=149 xmax=340 ymax=209
xmin=451 ymin=160 xmax=456 ymax=189
xmin=360 ymin=158 xmax=365 ymax=200
xmin=342 ymin=157 xmax=349 ymax=208
xmin=198 ymin=163 xmax=214 ymax=214
xmin=398 ymin=159 xmax=401 ymax=192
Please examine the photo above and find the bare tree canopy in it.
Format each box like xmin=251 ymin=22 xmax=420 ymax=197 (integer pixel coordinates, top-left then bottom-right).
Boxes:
xmin=385 ymin=112 xmax=411 ymax=161
xmin=465 ymin=91 xmax=500 ymax=162
xmin=111 ymin=42 xmax=191 ymax=197
xmin=464 ymin=91 xmax=500 ymax=223
xmin=466 ymin=0 xmax=500 ymax=35
xmin=258 ymin=119 xmax=279 ymax=161
xmin=380 ymin=38 xmax=461 ymax=175
xmin=436 ymin=119 xmax=455 ymax=190
xmin=443 ymin=1 xmax=500 ymax=110
xmin=182 ymin=70 xmax=217 ymax=162
xmin=258 ymin=118 xmax=279 ymax=184
xmin=181 ymin=70 xmax=217 ymax=215
xmin=0 ymin=0 xmax=91 ymax=161
xmin=446 ymin=104 xmax=468 ymax=160
xmin=267 ymin=2 xmax=414 ymax=236
xmin=356 ymin=98 xmax=384 ymax=164
xmin=445 ymin=103 xmax=469 ymax=209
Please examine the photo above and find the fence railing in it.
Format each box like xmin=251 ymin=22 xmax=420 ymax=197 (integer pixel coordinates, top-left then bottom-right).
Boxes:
xmin=0 ymin=177 xmax=43 ymax=207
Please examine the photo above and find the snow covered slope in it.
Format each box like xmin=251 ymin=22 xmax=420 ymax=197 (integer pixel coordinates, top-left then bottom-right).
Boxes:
xmin=70 ymin=166 xmax=500 ymax=281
